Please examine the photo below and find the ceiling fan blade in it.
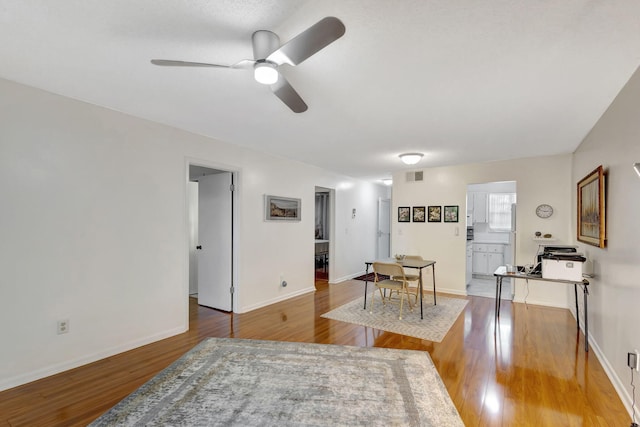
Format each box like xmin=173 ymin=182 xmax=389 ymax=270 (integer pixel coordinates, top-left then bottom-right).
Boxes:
xmin=151 ymin=59 xmax=230 ymax=68
xmin=270 ymin=75 xmax=308 ymax=113
xmin=267 ymin=17 xmax=345 ymax=66
xmin=150 ymin=59 xmax=255 ymax=69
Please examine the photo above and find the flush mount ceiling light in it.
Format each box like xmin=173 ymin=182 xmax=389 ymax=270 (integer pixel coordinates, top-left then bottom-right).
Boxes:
xmin=634 ymin=162 xmax=640 ymax=178
xmin=399 ymin=153 xmax=424 ymax=165
xmin=253 ymin=61 xmax=278 ymax=85
xmin=382 ymin=179 xmax=392 ymax=186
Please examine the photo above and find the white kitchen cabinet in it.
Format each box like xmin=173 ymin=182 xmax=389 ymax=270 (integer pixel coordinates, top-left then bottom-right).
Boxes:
xmin=472 ymin=243 xmax=504 ymax=275
xmin=473 ymin=192 xmax=487 ymax=223
xmin=472 ymin=252 xmax=487 ymax=274
xmin=487 ymin=252 xmax=504 ymax=274
xmin=465 ymin=243 xmax=473 ymax=284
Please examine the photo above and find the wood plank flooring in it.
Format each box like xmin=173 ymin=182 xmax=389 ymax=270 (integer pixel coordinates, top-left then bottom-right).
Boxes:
xmin=0 ymin=278 xmax=630 ymax=426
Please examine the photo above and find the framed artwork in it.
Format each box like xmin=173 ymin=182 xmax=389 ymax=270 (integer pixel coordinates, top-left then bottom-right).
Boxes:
xmin=265 ymin=195 xmax=301 ymax=221
xmin=577 ymin=165 xmax=606 ymax=248
xmin=444 ymin=205 xmax=459 ymax=223
xmin=428 ymin=206 xmax=441 ymax=222
xmin=398 ymin=207 xmax=410 ymax=223
xmin=412 ymin=206 xmax=425 ymax=222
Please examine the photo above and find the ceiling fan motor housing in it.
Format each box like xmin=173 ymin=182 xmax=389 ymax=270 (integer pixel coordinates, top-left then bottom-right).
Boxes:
xmin=252 ymin=30 xmax=280 ymax=59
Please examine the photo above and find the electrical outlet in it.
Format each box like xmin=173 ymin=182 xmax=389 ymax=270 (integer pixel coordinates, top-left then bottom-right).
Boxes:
xmin=627 ymin=350 xmax=639 ymax=371
xmin=57 ymin=319 xmax=70 ymax=335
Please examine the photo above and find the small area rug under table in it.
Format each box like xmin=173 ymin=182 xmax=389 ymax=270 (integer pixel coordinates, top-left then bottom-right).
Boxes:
xmin=322 ymin=293 xmax=468 ymax=342
xmin=90 ymin=338 xmax=463 ymax=427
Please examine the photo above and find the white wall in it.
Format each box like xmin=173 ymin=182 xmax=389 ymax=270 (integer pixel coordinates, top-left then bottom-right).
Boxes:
xmin=0 ymin=78 xmax=385 ymax=390
xmin=571 ymin=66 xmax=640 ymax=416
xmin=392 ymin=154 xmax=573 ymax=305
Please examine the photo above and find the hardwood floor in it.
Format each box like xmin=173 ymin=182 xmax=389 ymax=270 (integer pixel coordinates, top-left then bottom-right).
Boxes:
xmin=1 ymin=278 xmax=630 ymax=426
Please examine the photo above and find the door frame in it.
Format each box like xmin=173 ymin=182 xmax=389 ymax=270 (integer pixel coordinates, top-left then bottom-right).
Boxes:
xmin=185 ymin=157 xmax=240 ymax=324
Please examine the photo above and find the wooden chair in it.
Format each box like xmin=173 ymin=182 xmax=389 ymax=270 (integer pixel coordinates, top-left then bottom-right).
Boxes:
xmin=370 ymin=262 xmax=413 ymax=320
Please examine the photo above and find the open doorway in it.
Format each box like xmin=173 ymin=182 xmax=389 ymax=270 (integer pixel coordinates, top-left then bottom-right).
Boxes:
xmin=188 ymin=164 xmax=237 ymax=312
xmin=466 ymin=181 xmax=516 ymax=299
xmin=314 ymin=187 xmax=333 ymax=282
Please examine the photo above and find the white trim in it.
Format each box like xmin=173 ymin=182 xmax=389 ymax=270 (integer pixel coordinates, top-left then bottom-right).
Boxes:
xmin=0 ymin=326 xmax=186 ymax=392
xmin=567 ymin=308 xmax=635 ymax=420
xmin=237 ymin=287 xmax=316 ymax=313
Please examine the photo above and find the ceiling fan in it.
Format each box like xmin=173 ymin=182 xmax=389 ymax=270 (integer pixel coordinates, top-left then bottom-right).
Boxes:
xmin=150 ymin=17 xmax=345 ymax=113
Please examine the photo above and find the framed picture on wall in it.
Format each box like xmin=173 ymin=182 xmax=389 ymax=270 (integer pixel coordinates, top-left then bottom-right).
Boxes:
xmin=444 ymin=205 xmax=459 ymax=223
xmin=398 ymin=206 xmax=410 ymax=222
xmin=412 ymin=206 xmax=425 ymax=222
xmin=428 ymin=206 xmax=441 ymax=222
xmin=577 ymin=165 xmax=606 ymax=248
xmin=264 ymin=195 xmax=301 ymax=221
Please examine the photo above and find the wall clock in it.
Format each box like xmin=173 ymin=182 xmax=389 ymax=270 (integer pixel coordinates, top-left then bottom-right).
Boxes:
xmin=535 ymin=204 xmax=554 ymax=218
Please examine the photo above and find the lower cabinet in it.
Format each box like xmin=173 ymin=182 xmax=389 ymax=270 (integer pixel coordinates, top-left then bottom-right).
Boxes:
xmin=472 ymin=243 xmax=504 ymax=275
xmin=465 ymin=243 xmax=473 ymax=284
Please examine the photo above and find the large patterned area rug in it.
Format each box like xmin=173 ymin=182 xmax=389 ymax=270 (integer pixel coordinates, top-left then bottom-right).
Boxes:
xmin=322 ymin=293 xmax=468 ymax=342
xmin=91 ymin=338 xmax=463 ymax=427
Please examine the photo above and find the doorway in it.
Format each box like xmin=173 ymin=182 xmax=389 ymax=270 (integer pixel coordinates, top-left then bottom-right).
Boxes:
xmin=466 ymin=181 xmax=516 ymax=300
xmin=314 ymin=187 xmax=333 ymax=282
xmin=188 ymin=164 xmax=236 ymax=312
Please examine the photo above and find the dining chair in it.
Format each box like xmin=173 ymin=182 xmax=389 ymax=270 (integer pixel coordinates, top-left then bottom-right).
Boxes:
xmin=388 ymin=255 xmax=422 ymax=305
xmin=402 ymin=255 xmax=423 ymax=304
xmin=370 ymin=262 xmax=413 ymax=320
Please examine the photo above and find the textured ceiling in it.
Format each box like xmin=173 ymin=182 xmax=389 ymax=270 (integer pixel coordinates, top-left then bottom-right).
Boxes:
xmin=2 ymin=0 xmax=639 ymax=181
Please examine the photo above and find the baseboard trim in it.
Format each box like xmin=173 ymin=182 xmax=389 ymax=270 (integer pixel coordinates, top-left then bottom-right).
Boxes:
xmin=567 ymin=307 xmax=634 ymax=420
xmin=237 ymin=286 xmax=316 ymax=313
xmin=0 ymin=325 xmax=187 ymax=393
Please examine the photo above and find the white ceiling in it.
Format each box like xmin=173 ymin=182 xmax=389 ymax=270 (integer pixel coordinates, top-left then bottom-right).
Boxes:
xmin=2 ymin=0 xmax=639 ymax=181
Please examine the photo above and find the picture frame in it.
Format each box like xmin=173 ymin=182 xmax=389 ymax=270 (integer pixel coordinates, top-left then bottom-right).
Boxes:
xmin=398 ymin=206 xmax=410 ymax=223
xmin=577 ymin=165 xmax=606 ymax=248
xmin=444 ymin=205 xmax=459 ymax=223
xmin=412 ymin=206 xmax=425 ymax=222
xmin=428 ymin=206 xmax=442 ymax=222
xmin=264 ymin=195 xmax=301 ymax=221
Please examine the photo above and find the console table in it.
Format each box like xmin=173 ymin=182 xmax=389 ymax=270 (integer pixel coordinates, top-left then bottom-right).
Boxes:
xmin=494 ymin=266 xmax=590 ymax=352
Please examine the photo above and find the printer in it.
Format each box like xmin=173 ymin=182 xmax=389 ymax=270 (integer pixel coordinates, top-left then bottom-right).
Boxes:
xmin=537 ymin=245 xmax=586 ymax=281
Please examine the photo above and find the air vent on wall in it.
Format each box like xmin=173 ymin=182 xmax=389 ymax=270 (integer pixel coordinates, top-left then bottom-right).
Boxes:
xmin=405 ymin=171 xmax=424 ymax=182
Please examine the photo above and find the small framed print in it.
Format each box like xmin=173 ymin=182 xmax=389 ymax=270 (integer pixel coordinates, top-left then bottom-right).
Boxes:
xmin=412 ymin=206 xmax=425 ymax=222
xmin=444 ymin=205 xmax=459 ymax=223
xmin=428 ymin=206 xmax=441 ymax=222
xmin=398 ymin=206 xmax=410 ymax=223
xmin=265 ymin=195 xmax=301 ymax=221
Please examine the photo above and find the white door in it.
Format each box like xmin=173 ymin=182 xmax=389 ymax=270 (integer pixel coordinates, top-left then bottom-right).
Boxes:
xmin=197 ymin=172 xmax=233 ymax=311
xmin=377 ymin=199 xmax=391 ymax=259
xmin=188 ymin=181 xmax=199 ymax=295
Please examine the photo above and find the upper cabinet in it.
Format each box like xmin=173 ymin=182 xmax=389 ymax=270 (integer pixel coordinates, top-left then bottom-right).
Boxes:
xmin=472 ymin=192 xmax=487 ymax=223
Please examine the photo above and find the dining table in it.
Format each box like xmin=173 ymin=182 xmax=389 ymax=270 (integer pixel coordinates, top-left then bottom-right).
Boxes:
xmin=363 ymin=258 xmax=437 ymax=319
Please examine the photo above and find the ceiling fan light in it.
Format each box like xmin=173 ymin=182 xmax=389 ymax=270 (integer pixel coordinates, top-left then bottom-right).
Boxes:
xmin=399 ymin=153 xmax=424 ymax=165
xmin=254 ymin=62 xmax=278 ymax=85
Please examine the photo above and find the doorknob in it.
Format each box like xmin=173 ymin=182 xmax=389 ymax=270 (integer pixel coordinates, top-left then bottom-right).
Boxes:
xmin=196 ymin=245 xmax=202 ymax=250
